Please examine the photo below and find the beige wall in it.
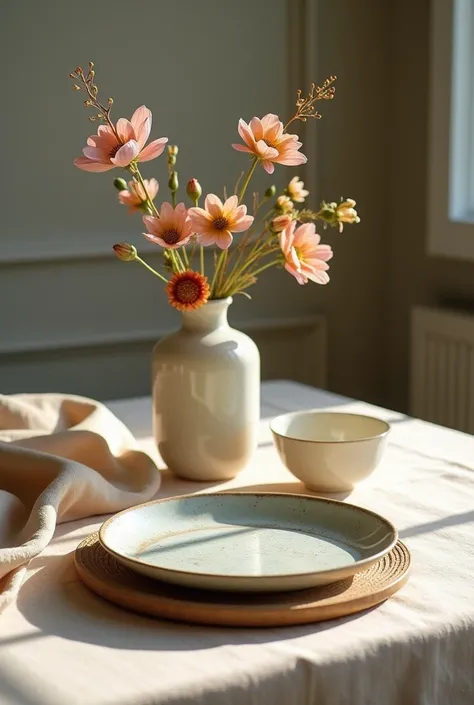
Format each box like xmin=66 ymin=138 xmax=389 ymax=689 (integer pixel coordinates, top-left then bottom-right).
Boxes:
xmin=317 ymin=0 xmax=474 ymax=413
xmin=314 ymin=0 xmax=391 ymax=406
xmin=4 ymin=0 xmax=464 ymax=412
xmin=0 ymin=0 xmax=395 ymax=404
xmin=387 ymin=0 xmax=474 ymax=413
xmin=0 ymin=0 xmax=316 ymax=399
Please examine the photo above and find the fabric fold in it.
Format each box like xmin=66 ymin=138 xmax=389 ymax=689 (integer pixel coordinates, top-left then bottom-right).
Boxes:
xmin=0 ymin=393 xmax=161 ymax=613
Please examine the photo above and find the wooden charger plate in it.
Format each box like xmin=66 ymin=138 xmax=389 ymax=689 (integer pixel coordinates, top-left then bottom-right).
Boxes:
xmin=74 ymin=533 xmax=411 ymax=627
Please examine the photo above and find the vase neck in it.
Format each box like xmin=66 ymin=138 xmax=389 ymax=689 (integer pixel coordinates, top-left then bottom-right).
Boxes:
xmin=181 ymin=297 xmax=232 ymax=333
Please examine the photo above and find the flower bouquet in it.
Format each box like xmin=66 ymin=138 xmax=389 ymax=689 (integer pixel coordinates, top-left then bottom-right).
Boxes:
xmin=69 ymin=62 xmax=360 ymax=481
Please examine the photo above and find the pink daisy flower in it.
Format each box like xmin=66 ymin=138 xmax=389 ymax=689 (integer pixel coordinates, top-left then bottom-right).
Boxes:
xmin=74 ymin=106 xmax=168 ymax=172
xmin=232 ymin=113 xmax=307 ymax=174
xmin=188 ymin=194 xmax=254 ymax=250
xmin=142 ymin=202 xmax=193 ymax=249
xmin=280 ymin=222 xmax=333 ymax=285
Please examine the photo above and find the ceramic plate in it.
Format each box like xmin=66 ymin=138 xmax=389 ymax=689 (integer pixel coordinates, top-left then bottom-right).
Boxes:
xmin=99 ymin=492 xmax=397 ymax=592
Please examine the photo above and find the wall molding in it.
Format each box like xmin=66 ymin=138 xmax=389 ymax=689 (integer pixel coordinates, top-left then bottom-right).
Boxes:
xmin=0 ymin=314 xmax=327 ymax=397
xmin=0 ymin=313 xmax=325 ymax=356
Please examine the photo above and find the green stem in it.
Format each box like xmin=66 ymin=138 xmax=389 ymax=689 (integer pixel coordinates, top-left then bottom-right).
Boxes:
xmin=176 ymin=250 xmax=186 ymax=271
xmin=189 ymin=237 xmax=197 ymax=265
xmin=238 ymin=158 xmax=259 ymax=204
xmin=171 ymin=191 xmax=176 ymax=207
xmin=221 ymin=259 xmax=279 ymax=298
xmin=182 ymin=246 xmax=189 ymax=267
xmin=215 ymin=249 xmax=228 ymax=297
xmin=136 ymin=256 xmax=168 ymax=283
xmin=246 ymin=259 xmax=280 ymax=278
xmin=168 ymin=249 xmax=183 ymax=273
xmin=225 ymin=209 xmax=276 ymax=291
xmin=243 ymin=224 xmax=276 ymax=263
xmin=225 ymin=242 xmax=280 ymax=292
xmin=210 ymin=250 xmax=225 ymax=295
xmin=200 ymin=245 xmax=204 ymax=276
xmin=133 ymin=168 xmax=159 ymax=217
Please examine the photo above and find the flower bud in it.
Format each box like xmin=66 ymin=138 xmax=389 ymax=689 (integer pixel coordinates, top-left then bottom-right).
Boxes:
xmin=339 ymin=198 xmax=356 ymax=210
xmin=335 ymin=198 xmax=360 ymax=231
xmin=113 ymin=177 xmax=128 ymax=191
xmin=286 ymin=177 xmax=309 ymax=203
xmin=168 ymin=171 xmax=179 ymax=193
xmin=272 ymin=214 xmax=293 ymax=232
xmin=276 ymin=195 xmax=294 ymax=214
xmin=265 ymin=185 xmax=276 ymax=198
xmin=186 ymin=178 xmax=202 ymax=203
xmin=113 ymin=242 xmax=137 ymax=262
xmin=168 ymin=154 xmax=177 ymax=167
xmin=168 ymin=145 xmax=179 ymax=156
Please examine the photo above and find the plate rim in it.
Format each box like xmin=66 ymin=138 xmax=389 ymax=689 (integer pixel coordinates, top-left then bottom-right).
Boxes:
xmin=99 ymin=491 xmax=398 ymax=582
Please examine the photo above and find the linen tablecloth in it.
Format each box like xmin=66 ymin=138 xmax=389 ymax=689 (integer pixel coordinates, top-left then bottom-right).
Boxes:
xmin=1 ymin=381 xmax=474 ymax=705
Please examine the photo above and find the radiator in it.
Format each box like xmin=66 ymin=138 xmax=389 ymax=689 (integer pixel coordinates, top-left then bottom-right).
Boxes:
xmin=411 ymin=306 xmax=474 ymax=433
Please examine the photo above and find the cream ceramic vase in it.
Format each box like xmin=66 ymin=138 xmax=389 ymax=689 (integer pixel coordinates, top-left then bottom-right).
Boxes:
xmin=152 ymin=297 xmax=260 ymax=481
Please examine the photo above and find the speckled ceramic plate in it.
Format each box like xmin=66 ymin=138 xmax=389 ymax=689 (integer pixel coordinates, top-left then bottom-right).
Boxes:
xmin=99 ymin=492 xmax=397 ymax=592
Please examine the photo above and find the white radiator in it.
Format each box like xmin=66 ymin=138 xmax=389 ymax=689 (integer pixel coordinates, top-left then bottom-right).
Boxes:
xmin=411 ymin=306 xmax=474 ymax=433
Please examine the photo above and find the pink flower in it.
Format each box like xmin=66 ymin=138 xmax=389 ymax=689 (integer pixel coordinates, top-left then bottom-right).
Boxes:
xmin=287 ymin=176 xmax=309 ymax=202
xmin=118 ymin=178 xmax=159 ymax=213
xmin=188 ymin=194 xmax=254 ymax=250
xmin=279 ymin=222 xmax=333 ymax=285
xmin=272 ymin=214 xmax=294 ymax=232
xmin=232 ymin=113 xmax=307 ymax=174
xmin=142 ymin=202 xmax=193 ymax=249
xmin=74 ymin=106 xmax=168 ymax=172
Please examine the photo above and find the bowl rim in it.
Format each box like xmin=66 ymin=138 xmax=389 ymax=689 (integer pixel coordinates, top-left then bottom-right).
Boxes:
xmin=98 ymin=491 xmax=398 ymax=582
xmin=270 ymin=410 xmax=391 ymax=444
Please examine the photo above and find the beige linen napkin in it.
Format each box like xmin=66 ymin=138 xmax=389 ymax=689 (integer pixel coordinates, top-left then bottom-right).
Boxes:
xmin=0 ymin=393 xmax=161 ymax=613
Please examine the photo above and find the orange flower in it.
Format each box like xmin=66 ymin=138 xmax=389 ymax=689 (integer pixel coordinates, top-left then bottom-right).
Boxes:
xmin=166 ymin=270 xmax=210 ymax=311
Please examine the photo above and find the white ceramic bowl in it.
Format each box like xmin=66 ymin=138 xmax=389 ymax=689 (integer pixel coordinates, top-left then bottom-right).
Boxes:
xmin=270 ymin=411 xmax=390 ymax=492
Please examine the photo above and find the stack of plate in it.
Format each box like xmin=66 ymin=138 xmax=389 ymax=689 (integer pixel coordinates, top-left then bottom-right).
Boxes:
xmin=97 ymin=492 xmax=398 ymax=593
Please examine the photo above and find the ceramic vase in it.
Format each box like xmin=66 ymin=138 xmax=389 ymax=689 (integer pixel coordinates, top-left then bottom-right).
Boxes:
xmin=152 ymin=297 xmax=260 ymax=481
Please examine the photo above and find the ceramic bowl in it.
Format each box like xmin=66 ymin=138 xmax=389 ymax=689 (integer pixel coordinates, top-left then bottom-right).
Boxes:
xmin=270 ymin=411 xmax=390 ymax=492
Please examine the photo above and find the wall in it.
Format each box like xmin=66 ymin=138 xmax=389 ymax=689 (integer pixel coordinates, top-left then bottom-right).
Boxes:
xmin=0 ymin=0 xmax=394 ymax=405
xmin=387 ymin=0 xmax=474 ymax=413
xmin=314 ymin=0 xmax=391 ymax=405
xmin=0 ymin=0 xmax=320 ymax=399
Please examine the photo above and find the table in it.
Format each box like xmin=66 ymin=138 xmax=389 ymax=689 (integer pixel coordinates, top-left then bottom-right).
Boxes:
xmin=1 ymin=380 xmax=474 ymax=705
